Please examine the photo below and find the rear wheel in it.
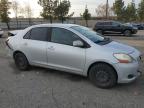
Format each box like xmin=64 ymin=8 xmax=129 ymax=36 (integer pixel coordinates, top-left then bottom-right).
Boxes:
xmin=89 ymin=63 xmax=117 ymax=88
xmin=14 ymin=52 xmax=29 ymax=70
xmin=124 ymin=30 xmax=132 ymax=36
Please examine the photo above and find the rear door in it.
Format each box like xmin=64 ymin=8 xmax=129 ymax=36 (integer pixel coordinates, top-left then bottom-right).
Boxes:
xmin=21 ymin=27 xmax=50 ymax=65
xmin=47 ymin=27 xmax=86 ymax=74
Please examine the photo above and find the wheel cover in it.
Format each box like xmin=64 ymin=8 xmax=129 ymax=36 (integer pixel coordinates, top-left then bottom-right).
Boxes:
xmin=125 ymin=31 xmax=130 ymax=36
xmin=95 ymin=71 xmax=110 ymax=83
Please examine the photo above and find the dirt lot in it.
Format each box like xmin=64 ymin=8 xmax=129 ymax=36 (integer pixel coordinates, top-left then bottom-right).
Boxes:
xmin=0 ymin=31 xmax=144 ymax=108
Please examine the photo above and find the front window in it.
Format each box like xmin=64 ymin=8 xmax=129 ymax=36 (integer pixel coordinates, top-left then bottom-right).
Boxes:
xmin=112 ymin=22 xmax=121 ymax=26
xmin=51 ymin=27 xmax=80 ymax=46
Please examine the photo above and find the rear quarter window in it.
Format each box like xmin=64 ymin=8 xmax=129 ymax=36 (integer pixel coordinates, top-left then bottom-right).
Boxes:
xmin=104 ymin=22 xmax=112 ymax=26
xmin=96 ymin=22 xmax=103 ymax=26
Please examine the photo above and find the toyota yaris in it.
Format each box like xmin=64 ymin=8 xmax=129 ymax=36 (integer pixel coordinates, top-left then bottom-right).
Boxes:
xmin=6 ymin=24 xmax=142 ymax=88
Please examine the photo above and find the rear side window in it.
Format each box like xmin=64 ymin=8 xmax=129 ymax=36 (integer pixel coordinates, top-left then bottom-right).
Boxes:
xmin=30 ymin=28 xmax=48 ymax=41
xmin=112 ymin=22 xmax=121 ymax=26
xmin=96 ymin=22 xmax=103 ymax=26
xmin=24 ymin=27 xmax=50 ymax=41
xmin=104 ymin=22 xmax=112 ymax=25
xmin=96 ymin=22 xmax=112 ymax=26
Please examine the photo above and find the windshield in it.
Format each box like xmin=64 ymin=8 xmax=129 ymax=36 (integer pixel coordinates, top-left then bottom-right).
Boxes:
xmin=71 ymin=26 xmax=105 ymax=43
xmin=124 ymin=23 xmax=133 ymax=27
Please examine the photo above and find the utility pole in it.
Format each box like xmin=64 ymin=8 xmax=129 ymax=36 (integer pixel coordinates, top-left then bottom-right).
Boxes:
xmin=106 ymin=0 xmax=108 ymax=19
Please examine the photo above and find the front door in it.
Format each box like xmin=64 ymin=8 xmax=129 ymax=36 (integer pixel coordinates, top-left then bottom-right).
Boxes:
xmin=47 ymin=27 xmax=86 ymax=74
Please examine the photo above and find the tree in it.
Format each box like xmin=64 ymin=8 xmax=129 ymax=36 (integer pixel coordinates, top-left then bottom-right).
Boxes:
xmin=125 ymin=3 xmax=137 ymax=22
xmin=54 ymin=0 xmax=72 ymax=23
xmin=24 ymin=4 xmax=33 ymax=25
xmin=96 ymin=4 xmax=114 ymax=18
xmin=138 ymin=0 xmax=144 ymax=21
xmin=11 ymin=0 xmax=19 ymax=28
xmin=0 ymin=0 xmax=10 ymax=29
xmin=113 ymin=0 xmax=125 ymax=21
xmin=38 ymin=0 xmax=58 ymax=23
xmin=17 ymin=6 xmax=25 ymax=18
xmin=81 ymin=6 xmax=91 ymax=27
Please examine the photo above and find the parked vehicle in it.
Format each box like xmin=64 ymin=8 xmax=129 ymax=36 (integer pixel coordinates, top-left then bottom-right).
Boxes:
xmin=125 ymin=23 xmax=144 ymax=30
xmin=93 ymin=21 xmax=138 ymax=36
xmin=0 ymin=28 xmax=4 ymax=38
xmin=6 ymin=24 xmax=142 ymax=88
xmin=133 ymin=24 xmax=144 ymax=30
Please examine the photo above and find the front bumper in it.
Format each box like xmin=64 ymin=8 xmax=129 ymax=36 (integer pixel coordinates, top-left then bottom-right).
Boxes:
xmin=114 ymin=62 xmax=141 ymax=83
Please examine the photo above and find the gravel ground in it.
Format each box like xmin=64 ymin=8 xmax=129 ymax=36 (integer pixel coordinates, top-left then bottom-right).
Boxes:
xmin=0 ymin=31 xmax=144 ymax=108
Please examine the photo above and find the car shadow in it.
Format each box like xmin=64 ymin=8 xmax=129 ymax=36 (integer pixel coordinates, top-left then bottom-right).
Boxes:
xmin=9 ymin=61 xmax=144 ymax=89
xmin=9 ymin=62 xmax=88 ymax=83
xmin=31 ymin=66 xmax=88 ymax=82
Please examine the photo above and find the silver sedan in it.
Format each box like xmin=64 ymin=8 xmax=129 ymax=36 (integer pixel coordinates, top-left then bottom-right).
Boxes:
xmin=6 ymin=24 xmax=142 ymax=88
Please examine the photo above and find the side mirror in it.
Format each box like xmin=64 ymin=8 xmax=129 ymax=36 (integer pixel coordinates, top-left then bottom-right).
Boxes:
xmin=73 ymin=40 xmax=84 ymax=47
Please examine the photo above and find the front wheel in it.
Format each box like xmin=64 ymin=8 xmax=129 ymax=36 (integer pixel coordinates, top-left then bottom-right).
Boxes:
xmin=124 ymin=30 xmax=132 ymax=36
xmin=14 ymin=52 xmax=29 ymax=70
xmin=89 ymin=63 xmax=117 ymax=88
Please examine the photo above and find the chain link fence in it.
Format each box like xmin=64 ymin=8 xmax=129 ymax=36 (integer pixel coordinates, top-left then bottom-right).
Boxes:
xmin=0 ymin=18 xmax=98 ymax=30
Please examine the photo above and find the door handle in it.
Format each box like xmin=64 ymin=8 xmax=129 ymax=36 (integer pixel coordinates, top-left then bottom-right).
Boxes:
xmin=48 ymin=46 xmax=55 ymax=50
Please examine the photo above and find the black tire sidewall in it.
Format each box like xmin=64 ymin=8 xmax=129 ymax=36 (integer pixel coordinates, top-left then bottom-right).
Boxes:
xmin=89 ymin=63 xmax=117 ymax=88
xmin=124 ymin=30 xmax=131 ymax=36
xmin=14 ymin=53 xmax=29 ymax=70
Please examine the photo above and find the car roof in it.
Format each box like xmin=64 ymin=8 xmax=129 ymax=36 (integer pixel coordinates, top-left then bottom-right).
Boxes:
xmin=30 ymin=23 xmax=79 ymax=29
xmin=96 ymin=20 xmax=121 ymax=23
xmin=97 ymin=20 xmax=112 ymax=22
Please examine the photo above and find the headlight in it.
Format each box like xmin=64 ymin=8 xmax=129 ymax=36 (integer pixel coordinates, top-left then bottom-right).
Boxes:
xmin=113 ymin=53 xmax=134 ymax=63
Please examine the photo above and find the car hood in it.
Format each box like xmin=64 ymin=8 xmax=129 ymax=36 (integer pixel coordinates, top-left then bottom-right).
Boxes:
xmin=103 ymin=41 xmax=135 ymax=54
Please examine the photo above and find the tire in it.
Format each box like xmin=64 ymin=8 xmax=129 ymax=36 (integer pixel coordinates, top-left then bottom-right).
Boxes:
xmin=0 ymin=35 xmax=2 ymax=38
xmin=89 ymin=63 xmax=117 ymax=88
xmin=124 ymin=30 xmax=132 ymax=37
xmin=14 ymin=52 xmax=29 ymax=70
xmin=97 ymin=30 xmax=103 ymax=35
